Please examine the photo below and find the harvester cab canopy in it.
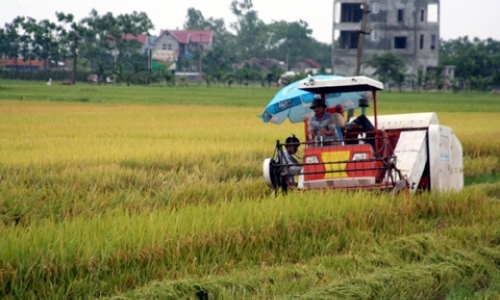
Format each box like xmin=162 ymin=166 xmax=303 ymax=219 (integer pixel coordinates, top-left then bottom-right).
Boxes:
xmin=298 ymin=76 xmax=384 ymax=94
xmin=299 ymin=76 xmax=384 ymax=132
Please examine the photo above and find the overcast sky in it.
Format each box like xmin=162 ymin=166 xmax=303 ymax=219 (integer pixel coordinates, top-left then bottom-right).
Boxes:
xmin=1 ymin=0 xmax=499 ymax=44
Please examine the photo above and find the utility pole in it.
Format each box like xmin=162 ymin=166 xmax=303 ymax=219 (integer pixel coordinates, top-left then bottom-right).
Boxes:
xmin=285 ymin=53 xmax=289 ymax=72
xmin=354 ymin=3 xmax=371 ymax=76
xmin=148 ymin=48 xmax=152 ymax=74
xmin=71 ymin=34 xmax=79 ymax=85
xmin=348 ymin=3 xmax=371 ymax=121
xmin=197 ymin=33 xmax=204 ymax=85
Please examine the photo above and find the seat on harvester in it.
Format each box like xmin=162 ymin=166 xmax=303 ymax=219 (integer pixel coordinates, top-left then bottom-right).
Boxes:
xmin=326 ymin=105 xmax=346 ymax=142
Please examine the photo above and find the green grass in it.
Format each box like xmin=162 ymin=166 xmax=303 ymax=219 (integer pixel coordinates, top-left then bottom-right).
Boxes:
xmin=2 ymin=79 xmax=500 ymax=112
xmin=0 ymin=80 xmax=277 ymax=106
xmin=465 ymin=173 xmax=500 ymax=186
xmin=1 ymin=80 xmax=500 ymax=299
xmin=376 ymin=91 xmax=500 ymax=113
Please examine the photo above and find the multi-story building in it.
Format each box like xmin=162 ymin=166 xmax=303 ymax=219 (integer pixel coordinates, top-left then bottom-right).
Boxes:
xmin=332 ymin=0 xmax=440 ymax=76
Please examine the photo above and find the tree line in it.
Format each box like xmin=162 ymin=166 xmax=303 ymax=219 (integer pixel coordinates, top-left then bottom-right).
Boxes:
xmin=0 ymin=9 xmax=154 ymax=83
xmin=0 ymin=0 xmax=330 ymax=85
xmin=440 ymin=37 xmax=500 ymax=90
xmin=1 ymin=0 xmax=499 ymax=90
xmin=364 ymin=37 xmax=500 ymax=92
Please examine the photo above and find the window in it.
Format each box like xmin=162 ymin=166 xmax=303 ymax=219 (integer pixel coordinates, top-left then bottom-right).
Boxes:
xmin=420 ymin=9 xmax=425 ymax=22
xmin=334 ymin=1 xmax=341 ymax=22
xmin=334 ymin=29 xmax=340 ymax=42
xmin=371 ymin=30 xmax=378 ymax=42
xmin=427 ymin=4 xmax=438 ymax=23
xmin=372 ymin=2 xmax=380 ymax=14
xmin=340 ymin=3 xmax=363 ymax=23
xmin=162 ymin=43 xmax=167 ymax=50
xmin=430 ymin=34 xmax=436 ymax=50
xmin=419 ymin=35 xmax=424 ymax=49
xmin=394 ymin=37 xmax=407 ymax=49
xmin=168 ymin=44 xmax=172 ymax=50
xmin=398 ymin=10 xmax=404 ymax=22
xmin=340 ymin=31 xmax=359 ymax=49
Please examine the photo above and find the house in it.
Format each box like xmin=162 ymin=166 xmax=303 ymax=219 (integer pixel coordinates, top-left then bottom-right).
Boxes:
xmin=146 ymin=29 xmax=213 ymax=72
xmin=122 ymin=34 xmax=156 ymax=55
xmin=292 ymin=58 xmax=322 ymax=74
xmin=232 ymin=57 xmax=284 ymax=73
xmin=0 ymin=58 xmax=44 ymax=70
xmin=151 ymin=29 xmax=213 ymax=57
xmin=331 ymin=0 xmax=440 ymax=76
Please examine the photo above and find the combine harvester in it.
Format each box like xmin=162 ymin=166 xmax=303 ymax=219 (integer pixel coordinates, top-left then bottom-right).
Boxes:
xmin=262 ymin=76 xmax=463 ymax=193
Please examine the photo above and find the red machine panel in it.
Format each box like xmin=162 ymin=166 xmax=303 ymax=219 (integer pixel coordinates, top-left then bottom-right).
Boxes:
xmin=303 ymin=144 xmax=381 ymax=181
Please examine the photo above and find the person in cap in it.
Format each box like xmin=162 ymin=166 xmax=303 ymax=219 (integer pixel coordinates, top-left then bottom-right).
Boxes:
xmin=280 ymin=134 xmax=303 ymax=186
xmin=308 ymin=98 xmax=341 ymax=146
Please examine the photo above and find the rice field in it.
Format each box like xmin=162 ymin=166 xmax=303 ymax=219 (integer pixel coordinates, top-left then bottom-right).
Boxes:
xmin=1 ymin=81 xmax=500 ymax=299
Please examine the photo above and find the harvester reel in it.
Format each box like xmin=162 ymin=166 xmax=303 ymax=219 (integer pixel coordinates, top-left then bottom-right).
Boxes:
xmin=263 ymin=158 xmax=280 ymax=189
xmin=263 ymin=158 xmax=289 ymax=193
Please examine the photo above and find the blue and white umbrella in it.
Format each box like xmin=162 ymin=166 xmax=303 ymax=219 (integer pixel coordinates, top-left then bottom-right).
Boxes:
xmin=260 ymin=75 xmax=365 ymax=124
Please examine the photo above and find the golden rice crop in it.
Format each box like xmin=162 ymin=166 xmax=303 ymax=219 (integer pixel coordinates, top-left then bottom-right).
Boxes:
xmin=1 ymin=87 xmax=500 ymax=298
xmin=0 ymin=100 xmax=297 ymax=163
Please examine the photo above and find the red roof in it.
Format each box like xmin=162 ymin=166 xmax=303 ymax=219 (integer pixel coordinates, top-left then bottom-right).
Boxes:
xmin=1 ymin=58 xmax=44 ymax=67
xmin=159 ymin=29 xmax=212 ymax=44
xmin=122 ymin=33 xmax=148 ymax=44
xmin=304 ymin=58 xmax=321 ymax=68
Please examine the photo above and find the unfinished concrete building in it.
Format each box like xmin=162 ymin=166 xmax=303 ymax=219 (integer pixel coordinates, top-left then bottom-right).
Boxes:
xmin=332 ymin=0 xmax=440 ymax=76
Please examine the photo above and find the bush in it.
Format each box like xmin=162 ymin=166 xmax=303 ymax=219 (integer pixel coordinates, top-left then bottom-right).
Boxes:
xmin=0 ymin=69 xmax=91 ymax=83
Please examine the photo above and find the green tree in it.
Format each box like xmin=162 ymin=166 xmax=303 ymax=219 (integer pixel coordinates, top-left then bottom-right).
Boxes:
xmin=0 ymin=28 xmax=5 ymax=56
xmin=3 ymin=17 xmax=24 ymax=76
xmin=393 ymin=72 xmax=406 ymax=93
xmin=31 ymin=19 xmax=64 ymax=70
xmin=202 ymin=47 xmax=234 ymax=75
xmin=440 ymin=36 xmax=500 ymax=90
xmin=184 ymin=7 xmax=235 ymax=49
xmin=365 ymin=52 xmax=406 ymax=88
xmin=182 ymin=4 xmax=330 ymax=72
xmin=161 ymin=69 xmax=174 ymax=86
xmin=415 ymin=69 xmax=424 ymax=91
xmin=18 ymin=17 xmax=37 ymax=77
xmin=183 ymin=8 xmax=206 ymax=29
xmin=266 ymin=65 xmax=283 ymax=87
xmin=56 ymin=12 xmax=90 ymax=83
xmin=230 ymin=0 xmax=267 ymax=59
xmin=264 ymin=20 xmax=313 ymax=65
xmin=76 ymin=9 xmax=152 ymax=77
xmin=114 ymin=11 xmax=154 ymax=63
xmin=183 ymin=8 xmax=236 ymax=74
xmin=263 ymin=20 xmax=331 ymax=69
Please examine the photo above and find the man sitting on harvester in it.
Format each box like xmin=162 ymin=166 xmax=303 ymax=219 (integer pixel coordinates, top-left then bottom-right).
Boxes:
xmin=307 ymin=98 xmax=342 ymax=146
xmin=280 ymin=135 xmax=302 ymax=186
